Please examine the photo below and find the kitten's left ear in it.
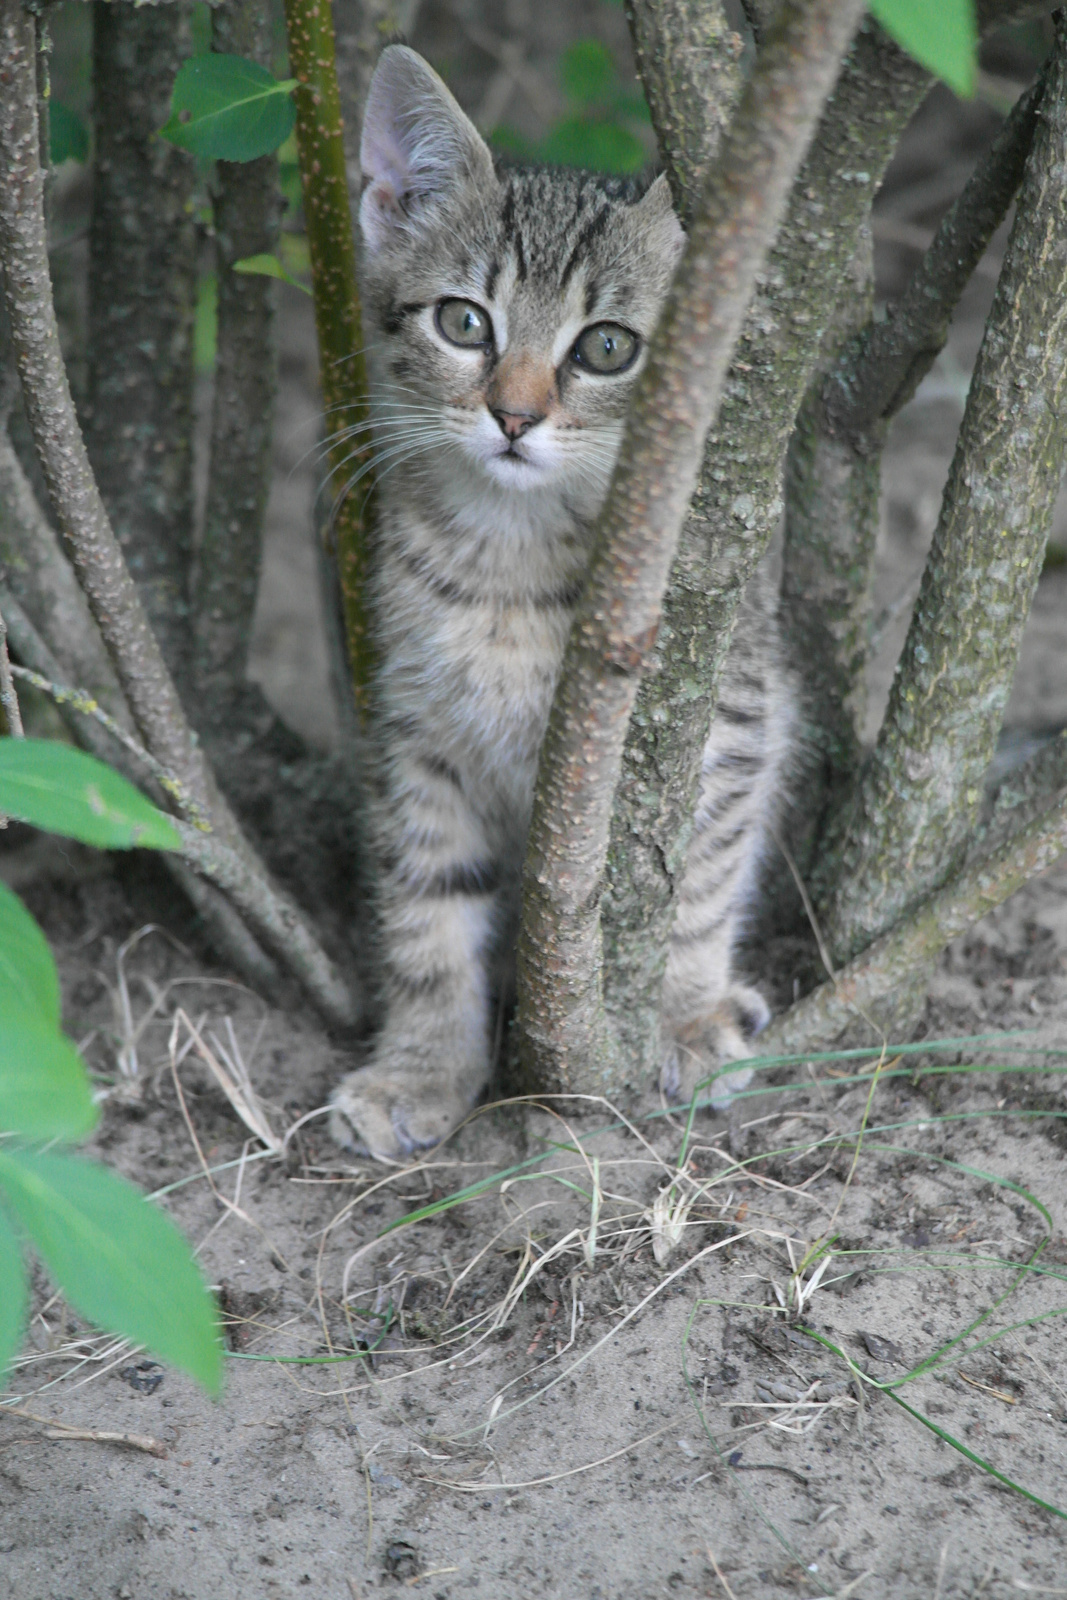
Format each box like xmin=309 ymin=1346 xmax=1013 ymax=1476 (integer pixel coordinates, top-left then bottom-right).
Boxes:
xmin=634 ymin=174 xmax=685 ymax=265
xmin=360 ymin=46 xmax=496 ymax=253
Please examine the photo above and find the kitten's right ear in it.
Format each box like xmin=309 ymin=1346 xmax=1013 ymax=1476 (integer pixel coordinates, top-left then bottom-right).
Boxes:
xmin=360 ymin=47 xmax=496 ymax=253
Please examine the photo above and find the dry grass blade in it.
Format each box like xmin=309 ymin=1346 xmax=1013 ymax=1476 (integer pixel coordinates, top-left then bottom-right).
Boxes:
xmin=419 ymin=1420 xmax=676 ymax=1491
xmin=169 ymin=1006 xmax=283 ymax=1154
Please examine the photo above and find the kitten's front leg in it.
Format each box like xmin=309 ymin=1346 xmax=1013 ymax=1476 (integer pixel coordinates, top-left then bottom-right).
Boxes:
xmin=330 ymin=758 xmax=499 ymax=1161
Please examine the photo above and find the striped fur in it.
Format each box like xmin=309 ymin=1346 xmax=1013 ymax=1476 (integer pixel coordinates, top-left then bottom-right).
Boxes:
xmin=329 ymin=47 xmax=793 ymax=1159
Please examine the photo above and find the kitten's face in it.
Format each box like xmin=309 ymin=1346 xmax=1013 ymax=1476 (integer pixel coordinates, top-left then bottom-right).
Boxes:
xmin=358 ymin=47 xmax=683 ymax=502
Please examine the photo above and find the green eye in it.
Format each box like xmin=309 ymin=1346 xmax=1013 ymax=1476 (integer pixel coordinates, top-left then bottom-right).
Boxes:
xmin=572 ymin=322 xmax=638 ymax=374
xmin=436 ymin=299 xmax=493 ymax=348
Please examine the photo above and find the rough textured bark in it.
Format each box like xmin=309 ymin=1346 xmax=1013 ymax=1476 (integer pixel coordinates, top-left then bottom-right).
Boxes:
xmin=599 ymin=19 xmax=931 ymax=1083
xmin=193 ymin=0 xmax=281 ymax=725
xmin=0 ymin=0 xmax=354 ymax=1027
xmin=625 ymin=0 xmax=743 ymax=223
xmin=84 ymin=0 xmax=197 ymax=688
xmin=779 ymin=229 xmax=878 ymax=868
xmin=756 ymin=750 xmax=1067 ymax=1057
xmin=283 ymin=0 xmax=373 ymax=713
xmin=819 ymin=13 xmax=1067 ymax=965
xmin=515 ymin=0 xmax=868 ymax=1096
xmin=825 ymin=70 xmax=1045 ymax=452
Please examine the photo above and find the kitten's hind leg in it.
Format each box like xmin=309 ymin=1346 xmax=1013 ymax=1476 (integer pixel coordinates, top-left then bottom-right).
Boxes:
xmin=660 ymin=984 xmax=769 ymax=1110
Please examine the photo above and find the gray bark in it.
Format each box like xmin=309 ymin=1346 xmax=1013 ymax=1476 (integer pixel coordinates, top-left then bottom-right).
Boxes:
xmin=599 ymin=19 xmax=931 ymax=1082
xmin=825 ymin=70 xmax=1044 ymax=452
xmin=515 ymin=0 xmax=868 ymax=1095
xmin=625 ymin=0 xmax=743 ymax=223
xmin=819 ymin=12 xmax=1067 ymax=966
xmin=779 ymin=229 xmax=878 ymax=872
xmin=84 ymin=0 xmax=197 ymax=688
xmin=193 ymin=0 xmax=280 ymax=725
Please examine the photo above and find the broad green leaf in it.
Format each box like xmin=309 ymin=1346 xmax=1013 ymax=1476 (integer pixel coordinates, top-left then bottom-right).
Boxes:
xmin=870 ymin=0 xmax=977 ymax=97
xmin=541 ymin=117 xmax=646 ymax=175
xmin=0 ymin=740 xmax=181 ymax=851
xmin=232 ymin=253 xmax=312 ymax=295
xmin=0 ymin=1205 xmax=27 ymax=1384
xmin=560 ymin=40 xmax=617 ymax=107
xmin=0 ymin=1004 xmax=97 ymax=1142
xmin=0 ymin=882 xmax=59 ymax=1028
xmin=161 ymin=54 xmax=297 ymax=162
xmin=49 ymin=103 xmax=89 ymax=165
xmin=0 ymin=1148 xmax=223 ymax=1395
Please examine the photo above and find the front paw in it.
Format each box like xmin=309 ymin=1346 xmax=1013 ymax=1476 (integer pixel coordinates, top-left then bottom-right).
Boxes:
xmin=661 ymin=985 xmax=769 ymax=1109
xmin=329 ymin=1052 xmax=486 ymax=1162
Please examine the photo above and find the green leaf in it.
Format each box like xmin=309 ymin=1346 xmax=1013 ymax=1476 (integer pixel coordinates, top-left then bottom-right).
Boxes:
xmin=560 ymin=40 xmax=617 ymax=107
xmin=160 ymin=53 xmax=297 ymax=162
xmin=541 ymin=117 xmax=646 ymax=175
xmin=870 ymin=0 xmax=977 ymax=97
xmin=232 ymin=252 xmax=312 ymax=295
xmin=49 ymin=103 xmax=89 ymax=165
xmin=0 ymin=1148 xmax=223 ymax=1395
xmin=0 ymin=1205 xmax=27 ymax=1385
xmin=0 ymin=882 xmax=59 ymax=1029
xmin=0 ymin=1003 xmax=97 ymax=1143
xmin=0 ymin=740 xmax=181 ymax=851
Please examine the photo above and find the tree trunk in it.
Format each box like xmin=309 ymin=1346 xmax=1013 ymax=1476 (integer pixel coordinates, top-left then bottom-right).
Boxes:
xmin=85 ymin=0 xmax=197 ymax=690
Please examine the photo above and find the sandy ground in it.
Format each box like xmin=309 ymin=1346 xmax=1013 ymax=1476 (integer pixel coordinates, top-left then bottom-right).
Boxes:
xmin=3 ymin=25 xmax=1067 ymax=1600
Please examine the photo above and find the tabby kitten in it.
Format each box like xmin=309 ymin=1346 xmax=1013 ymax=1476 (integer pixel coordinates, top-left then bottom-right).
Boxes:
xmin=329 ymin=46 xmax=793 ymax=1161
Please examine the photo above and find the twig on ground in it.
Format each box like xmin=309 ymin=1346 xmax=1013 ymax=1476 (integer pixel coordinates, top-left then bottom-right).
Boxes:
xmin=0 ymin=1404 xmax=167 ymax=1458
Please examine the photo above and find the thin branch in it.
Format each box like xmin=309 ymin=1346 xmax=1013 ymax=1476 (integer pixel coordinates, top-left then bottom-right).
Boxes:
xmin=819 ymin=11 xmax=1067 ymax=964
xmin=282 ymin=0 xmax=374 ymax=713
xmin=515 ymin=0 xmax=868 ymax=1093
xmin=757 ymin=762 xmax=1067 ymax=1056
xmin=0 ymin=377 xmax=130 ymax=728
xmin=0 ymin=605 xmax=23 ymax=737
xmin=825 ymin=68 xmax=1046 ymax=451
xmin=0 ymin=0 xmax=355 ymax=1027
xmin=193 ymin=0 xmax=280 ymax=724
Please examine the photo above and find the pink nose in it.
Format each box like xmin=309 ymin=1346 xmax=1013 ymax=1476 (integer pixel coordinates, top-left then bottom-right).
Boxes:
xmin=491 ymin=408 xmax=543 ymax=441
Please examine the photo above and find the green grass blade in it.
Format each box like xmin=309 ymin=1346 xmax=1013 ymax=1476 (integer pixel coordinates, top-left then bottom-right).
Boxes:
xmin=0 ymin=1203 xmax=27 ymax=1385
xmin=0 ymin=1148 xmax=223 ymax=1394
xmin=0 ymin=740 xmax=180 ymax=850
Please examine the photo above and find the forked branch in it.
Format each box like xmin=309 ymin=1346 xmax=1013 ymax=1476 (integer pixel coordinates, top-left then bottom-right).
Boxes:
xmin=515 ymin=0 xmax=867 ymax=1093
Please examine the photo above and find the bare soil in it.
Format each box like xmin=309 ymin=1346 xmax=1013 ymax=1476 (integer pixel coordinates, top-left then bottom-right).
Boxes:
xmin=3 ymin=27 xmax=1067 ymax=1600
